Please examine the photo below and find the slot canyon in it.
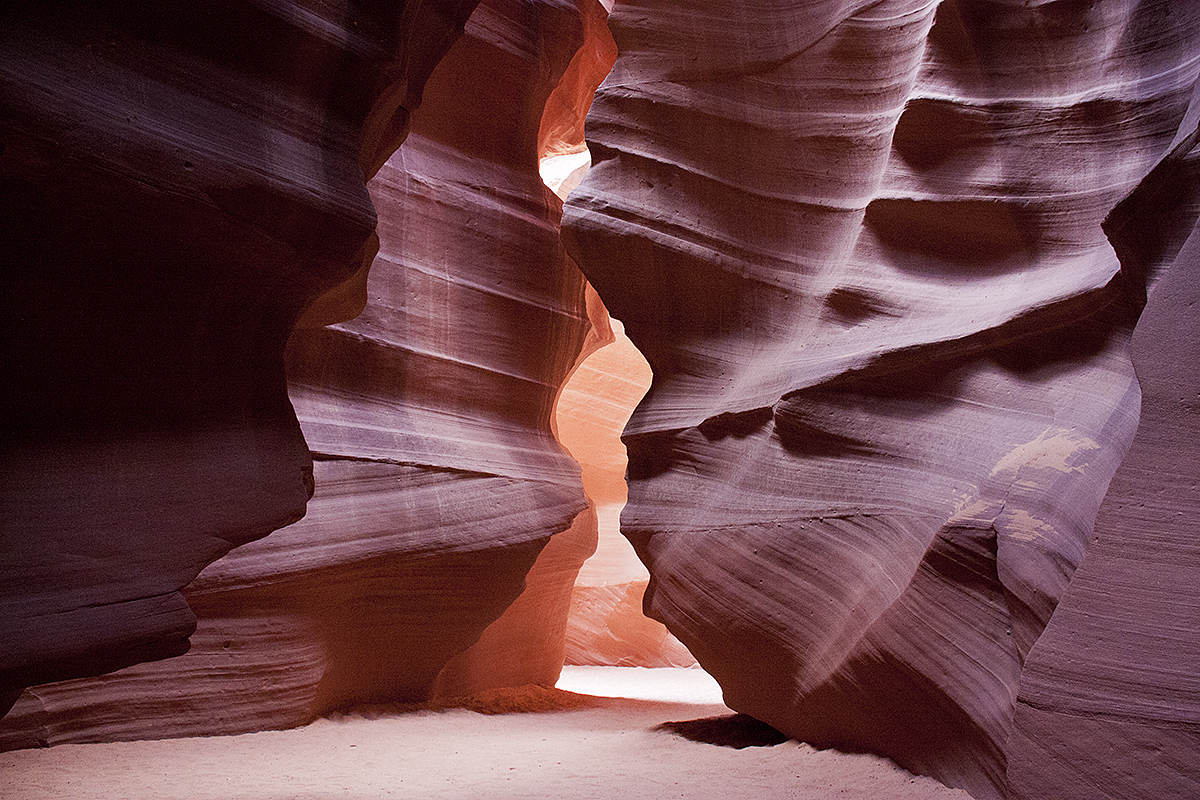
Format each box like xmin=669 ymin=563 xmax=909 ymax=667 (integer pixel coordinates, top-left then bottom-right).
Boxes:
xmin=2 ymin=1 xmax=1199 ymax=798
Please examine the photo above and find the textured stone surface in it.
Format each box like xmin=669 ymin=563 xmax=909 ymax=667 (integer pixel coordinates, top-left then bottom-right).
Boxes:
xmin=562 ymin=0 xmax=1200 ymax=796
xmin=0 ymin=0 xmax=606 ymax=744
xmin=554 ymin=315 xmax=695 ymax=668
xmin=433 ymin=504 xmax=599 ymax=699
xmin=282 ymin=0 xmax=605 ymax=707
xmin=0 ymin=0 xmax=480 ymax=696
xmin=0 ymin=614 xmax=326 ymax=750
xmin=534 ymin=4 xmax=694 ymax=671
xmin=6 ymin=2 xmax=1200 ymax=796
xmin=1008 ymin=93 xmax=1200 ymax=800
xmin=282 ymin=0 xmax=598 ymax=701
xmin=565 ymin=580 xmax=697 ymax=668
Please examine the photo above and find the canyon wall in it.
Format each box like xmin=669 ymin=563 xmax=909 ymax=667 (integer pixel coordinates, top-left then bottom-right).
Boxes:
xmin=0 ymin=0 xmax=482 ymax=707
xmin=1007 ymin=101 xmax=1200 ymax=800
xmin=555 ymin=314 xmax=696 ymax=668
xmin=562 ymin=0 xmax=1200 ymax=797
xmin=4 ymin=1 xmax=1200 ymax=797
xmin=0 ymin=0 xmax=614 ymax=745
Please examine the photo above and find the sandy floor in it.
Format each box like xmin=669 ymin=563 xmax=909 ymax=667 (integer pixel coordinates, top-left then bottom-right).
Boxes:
xmin=3 ymin=667 xmax=971 ymax=799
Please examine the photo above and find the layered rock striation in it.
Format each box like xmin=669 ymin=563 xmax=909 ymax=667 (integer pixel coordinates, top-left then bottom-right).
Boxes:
xmin=1 ymin=0 xmax=612 ymax=744
xmin=275 ymin=0 xmax=600 ymax=710
xmin=0 ymin=0 xmax=482 ymax=705
xmin=563 ymin=0 xmax=1200 ymax=796
xmin=5 ymin=1 xmax=1200 ymax=795
xmin=555 ymin=314 xmax=696 ymax=668
xmin=1008 ymin=96 xmax=1200 ymax=800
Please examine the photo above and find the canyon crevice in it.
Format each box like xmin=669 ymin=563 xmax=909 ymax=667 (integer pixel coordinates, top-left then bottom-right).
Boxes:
xmin=3 ymin=1 xmax=1200 ymax=798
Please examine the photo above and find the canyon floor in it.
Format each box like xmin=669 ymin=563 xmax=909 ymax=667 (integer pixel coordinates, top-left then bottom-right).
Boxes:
xmin=3 ymin=667 xmax=971 ymax=799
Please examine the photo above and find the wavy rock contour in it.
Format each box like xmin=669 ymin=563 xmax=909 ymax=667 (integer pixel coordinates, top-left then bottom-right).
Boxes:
xmin=563 ymin=1 xmax=1200 ymax=796
xmin=1008 ymin=96 xmax=1200 ymax=800
xmin=0 ymin=0 xmax=607 ymax=743
xmin=0 ymin=0 xmax=481 ymax=706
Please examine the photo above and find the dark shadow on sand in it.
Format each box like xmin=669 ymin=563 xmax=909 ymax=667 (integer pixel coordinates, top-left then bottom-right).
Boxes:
xmin=656 ymin=714 xmax=789 ymax=749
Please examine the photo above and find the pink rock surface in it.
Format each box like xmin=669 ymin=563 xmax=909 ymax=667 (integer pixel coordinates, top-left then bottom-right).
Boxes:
xmin=554 ymin=313 xmax=696 ymax=668
xmin=566 ymin=581 xmax=697 ymax=668
xmin=1008 ymin=97 xmax=1200 ymax=800
xmin=5 ymin=3 xmax=1200 ymax=796
xmin=0 ymin=0 xmax=480 ymax=701
xmin=1 ymin=0 xmax=606 ymax=743
xmin=433 ymin=503 xmax=600 ymax=699
xmin=563 ymin=1 xmax=1200 ymax=796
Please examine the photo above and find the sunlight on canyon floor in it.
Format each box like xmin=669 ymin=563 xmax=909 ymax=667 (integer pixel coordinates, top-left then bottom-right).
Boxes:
xmin=555 ymin=665 xmax=724 ymax=705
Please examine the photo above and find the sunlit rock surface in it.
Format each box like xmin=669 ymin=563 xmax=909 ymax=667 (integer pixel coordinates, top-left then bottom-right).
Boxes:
xmin=424 ymin=0 xmax=623 ymax=702
xmin=4 ymin=1 xmax=1200 ymax=795
xmin=0 ymin=0 xmax=480 ymax=703
xmin=0 ymin=0 xmax=607 ymax=745
xmin=278 ymin=0 xmax=598 ymax=709
xmin=555 ymin=316 xmax=696 ymax=668
xmin=539 ymin=9 xmax=695 ymax=671
xmin=562 ymin=1 xmax=1200 ymax=796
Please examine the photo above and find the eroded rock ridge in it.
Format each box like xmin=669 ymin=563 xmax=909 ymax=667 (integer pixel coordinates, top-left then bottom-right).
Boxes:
xmin=562 ymin=1 xmax=1200 ymax=797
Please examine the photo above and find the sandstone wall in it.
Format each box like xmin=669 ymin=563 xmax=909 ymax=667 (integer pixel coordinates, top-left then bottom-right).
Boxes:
xmin=0 ymin=0 xmax=481 ymax=706
xmin=1008 ymin=95 xmax=1200 ymax=800
xmin=562 ymin=1 xmax=1200 ymax=796
xmin=0 ymin=0 xmax=611 ymax=745
xmin=4 ymin=3 xmax=1200 ymax=797
xmin=555 ymin=314 xmax=697 ymax=668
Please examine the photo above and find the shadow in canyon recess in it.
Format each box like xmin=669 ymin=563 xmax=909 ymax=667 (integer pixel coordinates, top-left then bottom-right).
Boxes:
xmin=657 ymin=713 xmax=789 ymax=749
